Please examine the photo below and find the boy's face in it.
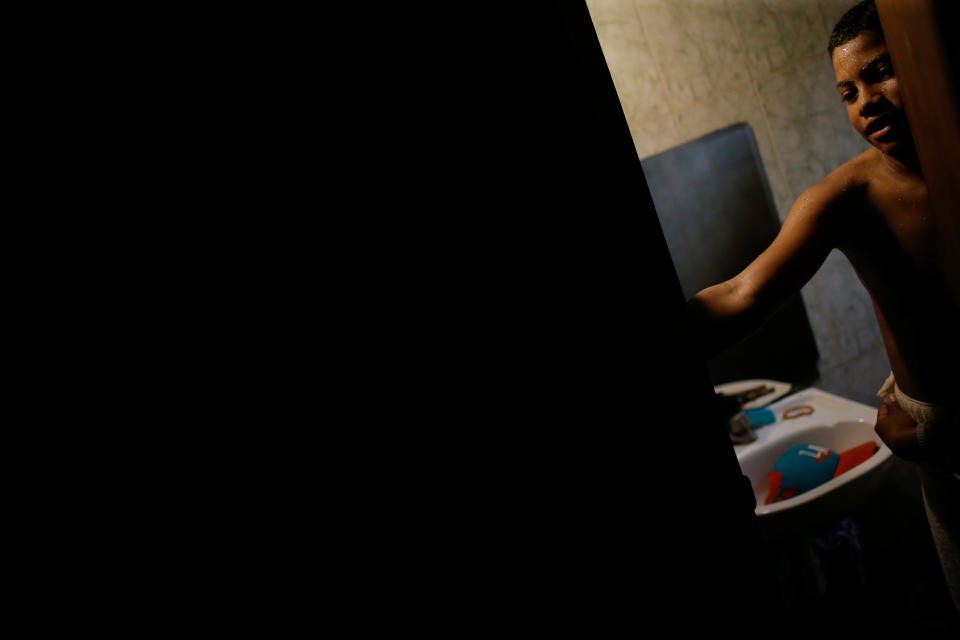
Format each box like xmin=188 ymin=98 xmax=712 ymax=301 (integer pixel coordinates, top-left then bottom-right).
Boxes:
xmin=832 ymin=31 xmax=912 ymax=156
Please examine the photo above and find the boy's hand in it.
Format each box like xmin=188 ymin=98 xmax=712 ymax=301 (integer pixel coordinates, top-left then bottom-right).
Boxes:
xmin=875 ymin=394 xmax=924 ymax=463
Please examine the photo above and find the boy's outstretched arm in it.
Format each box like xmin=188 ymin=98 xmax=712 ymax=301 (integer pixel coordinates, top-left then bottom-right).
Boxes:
xmin=682 ymin=181 xmax=846 ymax=359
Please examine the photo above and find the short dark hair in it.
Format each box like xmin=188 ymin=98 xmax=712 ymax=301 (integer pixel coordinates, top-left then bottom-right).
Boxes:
xmin=828 ymin=0 xmax=883 ymax=57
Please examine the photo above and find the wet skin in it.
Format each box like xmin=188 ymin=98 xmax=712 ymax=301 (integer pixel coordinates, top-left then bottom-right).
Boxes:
xmin=827 ymin=33 xmax=959 ymax=406
xmin=688 ymin=31 xmax=960 ymax=461
xmin=833 ymin=31 xmax=913 ymax=161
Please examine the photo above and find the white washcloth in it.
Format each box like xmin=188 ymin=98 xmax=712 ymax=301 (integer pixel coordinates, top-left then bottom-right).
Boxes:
xmin=877 ymin=372 xmax=960 ymax=612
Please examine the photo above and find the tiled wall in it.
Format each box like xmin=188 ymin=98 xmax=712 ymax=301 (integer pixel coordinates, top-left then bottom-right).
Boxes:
xmin=587 ymin=0 xmax=889 ymax=405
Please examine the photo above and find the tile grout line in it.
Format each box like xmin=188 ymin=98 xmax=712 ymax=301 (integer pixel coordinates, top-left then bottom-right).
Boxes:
xmin=815 ymin=3 xmax=831 ymax=42
xmin=725 ymin=0 xmax=796 ymax=220
xmin=633 ymin=0 xmax=680 ymax=151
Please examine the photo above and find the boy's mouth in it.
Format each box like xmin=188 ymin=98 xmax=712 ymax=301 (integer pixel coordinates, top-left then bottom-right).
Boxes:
xmin=871 ymin=124 xmax=893 ymax=140
xmin=866 ymin=114 xmax=898 ymax=141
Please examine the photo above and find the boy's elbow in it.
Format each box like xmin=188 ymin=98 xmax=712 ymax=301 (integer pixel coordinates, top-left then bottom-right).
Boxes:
xmin=682 ymin=278 xmax=765 ymax=358
xmin=687 ymin=277 xmax=758 ymax=322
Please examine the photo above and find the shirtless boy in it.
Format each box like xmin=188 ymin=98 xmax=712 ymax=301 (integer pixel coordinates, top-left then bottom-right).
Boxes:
xmin=683 ymin=0 xmax=959 ymax=608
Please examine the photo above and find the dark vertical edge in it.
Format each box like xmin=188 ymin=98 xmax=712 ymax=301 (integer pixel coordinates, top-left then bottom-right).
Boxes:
xmin=876 ymin=0 xmax=960 ymax=310
xmin=396 ymin=1 xmax=784 ymax=633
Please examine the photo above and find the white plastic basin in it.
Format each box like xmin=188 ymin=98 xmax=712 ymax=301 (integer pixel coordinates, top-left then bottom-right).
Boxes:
xmin=729 ymin=386 xmax=894 ymax=539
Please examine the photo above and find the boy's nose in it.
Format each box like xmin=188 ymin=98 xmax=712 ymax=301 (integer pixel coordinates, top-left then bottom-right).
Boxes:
xmin=859 ymin=90 xmax=889 ymax=117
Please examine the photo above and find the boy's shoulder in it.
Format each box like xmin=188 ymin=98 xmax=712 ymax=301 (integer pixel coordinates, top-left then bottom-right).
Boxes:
xmin=821 ymin=149 xmax=875 ymax=193
xmin=804 ymin=149 xmax=878 ymax=213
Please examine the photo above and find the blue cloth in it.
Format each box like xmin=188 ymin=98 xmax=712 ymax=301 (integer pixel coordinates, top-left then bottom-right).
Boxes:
xmin=744 ymin=407 xmax=776 ymax=427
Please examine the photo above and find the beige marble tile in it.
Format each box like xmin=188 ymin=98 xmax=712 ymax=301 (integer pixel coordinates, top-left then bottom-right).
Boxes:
xmin=585 ymin=0 xmax=600 ymax=30
xmin=629 ymin=116 xmax=680 ymax=160
xmin=727 ymin=0 xmax=828 ymax=79
xmin=671 ymin=83 xmax=756 ymax=144
xmin=818 ymin=0 xmax=862 ymax=41
xmin=592 ymin=2 xmax=672 ymax=123
xmin=636 ymin=0 xmax=752 ymax=111
xmin=586 ymin=0 xmax=639 ymax=24
xmin=757 ymin=52 xmax=870 ymax=198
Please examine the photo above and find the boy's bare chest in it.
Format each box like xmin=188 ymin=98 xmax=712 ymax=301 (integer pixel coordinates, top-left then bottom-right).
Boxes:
xmin=838 ymin=173 xmax=960 ymax=401
xmin=848 ymin=178 xmax=938 ymax=275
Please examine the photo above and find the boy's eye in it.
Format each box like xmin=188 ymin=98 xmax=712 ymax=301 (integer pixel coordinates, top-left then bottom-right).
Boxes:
xmin=840 ymin=92 xmax=856 ymax=103
xmin=865 ymin=65 xmax=893 ymax=83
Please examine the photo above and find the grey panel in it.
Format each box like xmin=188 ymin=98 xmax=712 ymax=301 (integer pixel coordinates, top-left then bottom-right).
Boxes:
xmin=641 ymin=123 xmax=819 ymax=386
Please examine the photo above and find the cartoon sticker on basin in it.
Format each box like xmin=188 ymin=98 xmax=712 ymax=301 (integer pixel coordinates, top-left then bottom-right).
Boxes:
xmin=764 ymin=441 xmax=878 ymax=504
xmin=737 ymin=420 xmax=894 ymax=537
